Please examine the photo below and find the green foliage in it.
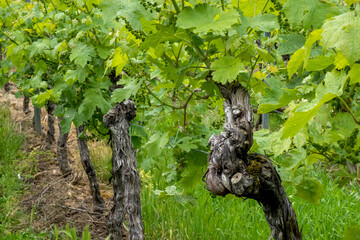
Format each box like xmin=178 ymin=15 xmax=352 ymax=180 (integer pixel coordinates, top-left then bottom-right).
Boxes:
xmin=0 ymin=105 xmax=48 ymax=239
xmin=343 ymin=224 xmax=360 ymax=240
xmin=322 ymin=10 xmax=360 ymax=65
xmin=177 ymin=4 xmax=240 ymax=33
xmin=142 ymin=168 xmax=360 ymax=239
xmin=210 ymin=56 xmax=244 ymax=84
xmin=283 ymin=0 xmax=340 ymax=30
xmin=53 ymin=224 xmax=110 ymax=240
xmin=248 ymin=13 xmax=279 ymax=32
xmin=2 ymin=1 xmax=360 ymax=237
xmin=295 ymin=178 xmax=324 ymax=204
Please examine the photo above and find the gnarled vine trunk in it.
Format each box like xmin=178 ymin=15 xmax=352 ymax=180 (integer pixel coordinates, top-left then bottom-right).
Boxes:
xmin=204 ymin=83 xmax=301 ymax=240
xmin=57 ymin=117 xmax=72 ymax=175
xmin=76 ymin=125 xmax=106 ymax=212
xmin=104 ymin=101 xmax=144 ymax=240
xmin=4 ymin=82 xmax=10 ymax=92
xmin=45 ymin=101 xmax=56 ymax=146
xmin=23 ymin=95 xmax=30 ymax=115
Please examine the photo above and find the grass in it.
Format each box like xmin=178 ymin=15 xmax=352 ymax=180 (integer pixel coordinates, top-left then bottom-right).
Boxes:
xmin=0 ymin=104 xmax=49 ymax=239
xmin=141 ymin=169 xmax=360 ymax=240
xmin=88 ymin=140 xmax=112 ymax=182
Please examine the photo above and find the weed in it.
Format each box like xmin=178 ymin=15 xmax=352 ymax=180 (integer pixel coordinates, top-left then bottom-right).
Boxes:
xmin=88 ymin=140 xmax=112 ymax=182
xmin=0 ymin=105 xmax=48 ymax=239
xmin=53 ymin=224 xmax=111 ymax=240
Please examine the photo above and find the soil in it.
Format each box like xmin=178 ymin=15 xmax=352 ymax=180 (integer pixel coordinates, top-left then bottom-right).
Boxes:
xmin=0 ymin=84 xmax=119 ymax=239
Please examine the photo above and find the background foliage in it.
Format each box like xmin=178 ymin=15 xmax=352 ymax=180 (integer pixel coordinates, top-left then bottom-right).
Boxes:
xmin=1 ymin=0 xmax=360 ymax=239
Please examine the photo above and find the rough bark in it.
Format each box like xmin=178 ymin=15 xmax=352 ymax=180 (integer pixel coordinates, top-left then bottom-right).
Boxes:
xmin=23 ymin=95 xmax=31 ymax=115
xmin=57 ymin=117 xmax=72 ymax=175
xmin=33 ymin=106 xmax=42 ymax=135
xmin=45 ymin=101 xmax=56 ymax=146
xmin=204 ymin=83 xmax=301 ymax=240
xmin=76 ymin=125 xmax=106 ymax=212
xmin=4 ymin=82 xmax=10 ymax=92
xmin=104 ymin=101 xmax=144 ymax=240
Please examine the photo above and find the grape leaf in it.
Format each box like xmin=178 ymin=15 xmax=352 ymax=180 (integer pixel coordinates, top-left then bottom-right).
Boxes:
xmin=296 ymin=178 xmax=324 ymax=204
xmin=60 ymin=108 xmax=77 ymax=133
xmin=99 ymin=0 xmax=123 ymax=23
xmin=176 ymin=4 xmax=239 ymax=33
xmin=282 ymin=71 xmax=347 ymax=139
xmin=210 ymin=56 xmax=244 ymax=84
xmin=177 ymin=137 xmax=197 ymax=152
xmin=271 ymin=129 xmax=292 ymax=157
xmin=258 ymin=77 xmax=297 ymax=113
xmin=231 ymin=0 xmax=272 ymax=17
xmin=303 ymin=29 xmax=322 ymax=68
xmin=322 ymin=11 xmax=360 ymax=65
xmin=141 ymin=25 xmax=188 ymax=50
xmin=334 ymin=52 xmax=350 ymax=70
xmin=34 ymin=89 xmax=54 ymax=107
xmin=25 ymin=39 xmax=51 ymax=58
xmin=64 ymin=69 xmax=87 ymax=86
xmin=142 ymin=132 xmax=169 ymax=158
xmin=248 ymin=14 xmax=279 ymax=32
xmin=349 ymin=64 xmax=360 ymax=84
xmin=112 ymin=47 xmax=128 ymax=76
xmin=287 ymin=48 xmax=305 ymax=79
xmin=117 ymin=0 xmax=155 ymax=30
xmin=111 ymin=77 xmax=143 ymax=103
xmin=277 ymin=34 xmax=306 ymax=55
xmin=283 ymin=0 xmax=340 ymax=30
xmin=78 ymin=88 xmax=112 ymax=121
xmin=305 ymin=55 xmax=334 ymax=72
xmin=69 ymin=42 xmax=95 ymax=67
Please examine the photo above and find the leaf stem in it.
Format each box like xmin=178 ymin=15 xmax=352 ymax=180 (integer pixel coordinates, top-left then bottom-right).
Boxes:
xmin=261 ymin=0 xmax=270 ymax=14
xmin=170 ymin=0 xmax=210 ymax=67
xmin=248 ymin=55 xmax=260 ymax=81
xmin=182 ymin=92 xmax=194 ymax=132
xmin=5 ymin=0 xmax=12 ymax=11
xmin=0 ymin=29 xmax=18 ymax=45
xmin=338 ymin=96 xmax=359 ymax=125
xmin=175 ymin=43 xmax=184 ymax=67
xmin=170 ymin=0 xmax=180 ymax=13
xmin=144 ymin=83 xmax=182 ymax=110
xmin=220 ymin=0 xmax=225 ymax=11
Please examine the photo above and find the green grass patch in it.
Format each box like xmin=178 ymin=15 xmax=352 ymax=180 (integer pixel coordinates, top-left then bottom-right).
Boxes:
xmin=141 ymin=170 xmax=360 ymax=240
xmin=0 ymin=105 xmax=49 ymax=239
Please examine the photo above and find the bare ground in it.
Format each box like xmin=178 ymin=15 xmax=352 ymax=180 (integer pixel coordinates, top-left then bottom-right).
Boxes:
xmin=0 ymin=84 xmax=118 ymax=239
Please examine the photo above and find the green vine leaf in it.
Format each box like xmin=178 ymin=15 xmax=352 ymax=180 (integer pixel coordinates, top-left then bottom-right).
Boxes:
xmin=283 ymin=0 xmax=340 ymax=30
xmin=78 ymin=88 xmax=112 ymax=121
xmin=257 ymin=77 xmax=297 ymax=114
xmin=282 ymin=70 xmax=347 ymax=139
xmin=349 ymin=64 xmax=360 ymax=84
xmin=295 ymin=178 xmax=324 ymax=204
xmin=210 ymin=56 xmax=244 ymax=84
xmin=69 ymin=42 xmax=96 ymax=67
xmin=248 ymin=14 xmax=279 ymax=32
xmin=142 ymin=132 xmax=169 ymax=159
xmin=176 ymin=4 xmax=239 ymax=33
xmin=111 ymin=77 xmax=143 ymax=103
xmin=287 ymin=48 xmax=305 ymax=79
xmin=322 ymin=10 xmax=360 ymax=65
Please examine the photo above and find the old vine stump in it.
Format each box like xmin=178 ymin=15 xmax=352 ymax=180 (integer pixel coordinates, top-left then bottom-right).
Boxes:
xmin=76 ymin=125 xmax=106 ymax=212
xmin=204 ymin=83 xmax=301 ymax=240
xmin=104 ymin=101 xmax=143 ymax=240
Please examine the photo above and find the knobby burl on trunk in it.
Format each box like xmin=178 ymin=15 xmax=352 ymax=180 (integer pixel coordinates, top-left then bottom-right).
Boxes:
xmin=204 ymin=83 xmax=302 ymax=240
